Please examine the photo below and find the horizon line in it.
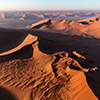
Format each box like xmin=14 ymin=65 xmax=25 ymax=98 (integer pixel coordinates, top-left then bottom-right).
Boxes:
xmin=0 ymin=9 xmax=100 ymax=12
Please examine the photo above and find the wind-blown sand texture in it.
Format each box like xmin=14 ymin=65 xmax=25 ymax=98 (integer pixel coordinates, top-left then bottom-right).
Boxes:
xmin=0 ymin=18 xmax=100 ymax=100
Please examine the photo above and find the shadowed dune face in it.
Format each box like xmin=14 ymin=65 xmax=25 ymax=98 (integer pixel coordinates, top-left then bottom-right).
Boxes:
xmin=0 ymin=30 xmax=37 ymax=56
xmin=0 ymin=87 xmax=16 ymax=100
xmin=0 ymin=30 xmax=99 ymax=100
xmin=0 ymin=30 xmax=28 ymax=53
xmin=31 ymin=19 xmax=100 ymax=38
xmin=0 ymin=44 xmax=33 ymax=63
xmin=79 ymin=16 xmax=100 ymax=22
xmin=0 ymin=19 xmax=100 ymax=100
xmin=26 ymin=29 xmax=100 ymax=99
xmin=0 ymin=39 xmax=98 ymax=100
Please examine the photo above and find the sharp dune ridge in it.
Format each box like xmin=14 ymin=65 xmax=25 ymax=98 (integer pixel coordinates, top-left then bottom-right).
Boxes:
xmin=79 ymin=16 xmax=100 ymax=22
xmin=31 ymin=18 xmax=100 ymax=38
xmin=0 ymin=33 xmax=37 ymax=56
xmin=0 ymin=18 xmax=100 ymax=100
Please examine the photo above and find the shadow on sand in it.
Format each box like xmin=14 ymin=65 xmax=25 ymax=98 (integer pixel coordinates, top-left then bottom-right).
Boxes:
xmin=0 ymin=87 xmax=16 ymax=100
xmin=28 ymin=30 xmax=100 ymax=99
xmin=0 ymin=29 xmax=100 ymax=99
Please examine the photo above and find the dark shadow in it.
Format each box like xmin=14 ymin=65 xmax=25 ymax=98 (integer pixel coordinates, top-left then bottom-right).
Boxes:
xmin=53 ymin=55 xmax=62 ymax=64
xmin=0 ymin=30 xmax=28 ymax=53
xmin=68 ymin=51 xmax=95 ymax=69
xmin=0 ymin=86 xmax=16 ymax=100
xmin=79 ymin=21 xmax=89 ymax=25
xmin=51 ymin=54 xmax=61 ymax=77
xmin=2 ymin=29 xmax=100 ymax=99
xmin=32 ymin=20 xmax=52 ymax=28
xmin=69 ymin=60 xmax=81 ymax=71
xmin=85 ymin=70 xmax=100 ymax=99
xmin=89 ymin=20 xmax=94 ymax=22
xmin=0 ymin=44 xmax=33 ymax=63
xmin=96 ymin=18 xmax=99 ymax=21
xmin=25 ymin=29 xmax=100 ymax=99
xmin=25 ymin=29 xmax=100 ymax=56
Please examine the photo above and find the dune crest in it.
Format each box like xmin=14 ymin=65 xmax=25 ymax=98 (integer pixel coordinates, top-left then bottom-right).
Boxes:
xmin=31 ymin=18 xmax=100 ymax=38
xmin=0 ymin=34 xmax=37 ymax=56
xmin=31 ymin=19 xmax=50 ymax=28
xmin=0 ymin=29 xmax=98 ymax=100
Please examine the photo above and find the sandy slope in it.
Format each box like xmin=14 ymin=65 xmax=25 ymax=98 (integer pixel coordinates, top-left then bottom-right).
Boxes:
xmin=79 ymin=16 xmax=100 ymax=22
xmin=0 ymin=19 xmax=100 ymax=100
xmin=0 ymin=34 xmax=37 ymax=56
xmin=0 ymin=30 xmax=37 ymax=56
xmin=31 ymin=19 xmax=100 ymax=38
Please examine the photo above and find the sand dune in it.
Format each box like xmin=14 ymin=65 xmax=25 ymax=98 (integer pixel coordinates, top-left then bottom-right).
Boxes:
xmin=79 ymin=16 xmax=100 ymax=22
xmin=0 ymin=27 xmax=99 ymax=100
xmin=31 ymin=19 xmax=50 ymax=28
xmin=0 ymin=30 xmax=37 ymax=56
xmin=1 ymin=16 xmax=100 ymax=100
xmin=31 ymin=19 xmax=100 ymax=38
xmin=0 ymin=11 xmax=99 ymax=20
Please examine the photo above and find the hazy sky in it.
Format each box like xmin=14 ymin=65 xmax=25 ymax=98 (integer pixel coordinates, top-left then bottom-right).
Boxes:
xmin=0 ymin=0 xmax=100 ymax=11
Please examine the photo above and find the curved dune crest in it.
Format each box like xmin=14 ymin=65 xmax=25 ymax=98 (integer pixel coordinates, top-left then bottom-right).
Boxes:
xmin=0 ymin=38 xmax=98 ymax=100
xmin=0 ymin=22 xmax=99 ymax=100
xmin=0 ymin=33 xmax=37 ymax=56
xmin=79 ymin=16 xmax=100 ymax=22
xmin=31 ymin=19 xmax=84 ymax=30
xmin=0 ymin=31 xmax=98 ymax=100
xmin=31 ymin=19 xmax=50 ymax=28
xmin=31 ymin=19 xmax=100 ymax=38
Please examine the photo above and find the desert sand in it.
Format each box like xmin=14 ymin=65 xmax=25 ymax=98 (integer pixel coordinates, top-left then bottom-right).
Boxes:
xmin=0 ymin=18 xmax=100 ymax=100
xmin=31 ymin=19 xmax=100 ymax=38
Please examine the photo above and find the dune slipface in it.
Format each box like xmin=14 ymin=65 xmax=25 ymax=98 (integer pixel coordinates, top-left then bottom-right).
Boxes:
xmin=0 ymin=28 xmax=99 ymax=100
xmin=31 ymin=19 xmax=100 ymax=38
xmin=0 ymin=31 xmax=37 ymax=56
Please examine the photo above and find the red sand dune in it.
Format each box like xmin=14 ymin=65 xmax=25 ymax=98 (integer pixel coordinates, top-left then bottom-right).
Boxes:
xmin=0 ymin=18 xmax=100 ymax=100
xmin=79 ymin=16 xmax=100 ymax=22
xmin=0 ymin=31 xmax=37 ymax=56
xmin=31 ymin=18 xmax=100 ymax=38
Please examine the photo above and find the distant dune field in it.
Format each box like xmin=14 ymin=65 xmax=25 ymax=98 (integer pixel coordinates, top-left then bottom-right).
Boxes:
xmin=0 ymin=11 xmax=99 ymax=29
